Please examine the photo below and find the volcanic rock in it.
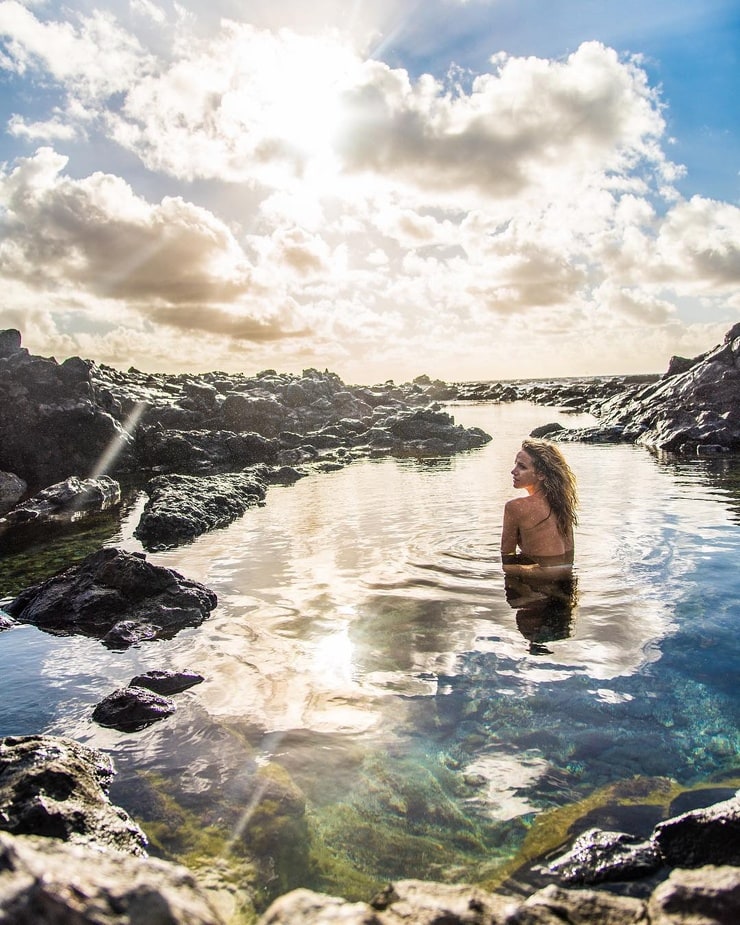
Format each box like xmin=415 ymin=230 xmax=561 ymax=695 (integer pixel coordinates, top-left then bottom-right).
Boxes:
xmin=0 ymin=734 xmax=147 ymax=854
xmin=4 ymin=546 xmax=217 ymax=648
xmin=92 ymin=686 xmax=176 ymax=732
xmin=129 ymin=669 xmax=205 ymax=695
xmin=134 ymin=467 xmax=267 ymax=549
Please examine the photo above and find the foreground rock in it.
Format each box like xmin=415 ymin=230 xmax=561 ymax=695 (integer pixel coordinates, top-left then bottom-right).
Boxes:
xmin=546 ymin=790 xmax=740 ymax=887
xmin=134 ymin=467 xmax=267 ymax=550
xmin=4 ymin=546 xmax=217 ymax=648
xmin=0 ymin=831 xmax=226 ymax=925
xmin=0 ymin=735 xmax=147 ymax=855
xmin=258 ymin=868 xmax=740 ymax=924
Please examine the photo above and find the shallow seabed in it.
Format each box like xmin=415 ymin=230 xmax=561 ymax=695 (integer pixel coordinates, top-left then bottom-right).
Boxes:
xmin=1 ymin=401 xmax=739 ymax=907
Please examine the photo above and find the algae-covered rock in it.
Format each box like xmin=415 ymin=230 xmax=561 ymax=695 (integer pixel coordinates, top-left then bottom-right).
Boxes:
xmin=0 ymin=734 xmax=147 ymax=855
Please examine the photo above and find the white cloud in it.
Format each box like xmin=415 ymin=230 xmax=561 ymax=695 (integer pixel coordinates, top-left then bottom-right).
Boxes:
xmin=0 ymin=147 xmax=303 ymax=341
xmin=0 ymin=5 xmax=737 ymax=381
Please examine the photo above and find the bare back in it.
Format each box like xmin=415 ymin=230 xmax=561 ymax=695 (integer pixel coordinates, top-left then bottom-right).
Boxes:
xmin=501 ymin=493 xmax=573 ymax=561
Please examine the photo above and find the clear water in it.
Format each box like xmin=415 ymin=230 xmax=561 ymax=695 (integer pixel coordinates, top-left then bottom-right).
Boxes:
xmin=1 ymin=401 xmax=739 ymax=902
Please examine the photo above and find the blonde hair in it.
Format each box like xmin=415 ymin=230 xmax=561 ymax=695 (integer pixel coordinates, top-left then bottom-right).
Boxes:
xmin=521 ymin=438 xmax=578 ymax=538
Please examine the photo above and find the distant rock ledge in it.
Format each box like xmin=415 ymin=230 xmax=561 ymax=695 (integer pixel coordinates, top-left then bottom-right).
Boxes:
xmin=458 ymin=322 xmax=740 ymax=455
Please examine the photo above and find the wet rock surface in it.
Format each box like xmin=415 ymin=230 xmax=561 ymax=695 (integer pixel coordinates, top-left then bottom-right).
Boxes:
xmin=0 ymin=475 xmax=121 ymax=545
xmin=544 ymin=790 xmax=740 ymax=886
xmin=92 ymin=686 xmax=177 ymax=732
xmin=129 ymin=668 xmax=205 ymax=694
xmin=0 ymin=735 xmax=147 ymax=855
xmin=134 ymin=467 xmax=267 ymax=550
xmin=4 ymin=546 xmax=217 ymax=648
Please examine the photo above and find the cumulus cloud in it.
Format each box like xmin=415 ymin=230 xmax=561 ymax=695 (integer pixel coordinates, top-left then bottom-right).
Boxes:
xmin=0 ymin=147 xmax=303 ymax=340
xmin=0 ymin=3 xmax=737 ymax=380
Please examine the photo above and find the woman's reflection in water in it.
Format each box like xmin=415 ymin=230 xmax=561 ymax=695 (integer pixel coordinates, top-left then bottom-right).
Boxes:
xmin=503 ymin=563 xmax=579 ymax=654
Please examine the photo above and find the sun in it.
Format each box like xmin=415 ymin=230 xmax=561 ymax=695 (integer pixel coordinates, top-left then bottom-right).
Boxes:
xmin=252 ymin=31 xmax=359 ymax=172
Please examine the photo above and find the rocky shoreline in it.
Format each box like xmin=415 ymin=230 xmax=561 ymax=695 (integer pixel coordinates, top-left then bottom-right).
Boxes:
xmin=0 ymin=734 xmax=738 ymax=923
xmin=457 ymin=322 xmax=740 ymax=456
xmin=1 ymin=325 xmax=739 ymax=922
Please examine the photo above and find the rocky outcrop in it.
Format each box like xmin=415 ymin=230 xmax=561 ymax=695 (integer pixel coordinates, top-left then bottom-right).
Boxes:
xmin=455 ymin=374 xmax=655 ymax=414
xmin=0 ymin=831 xmax=226 ymax=925
xmin=134 ymin=467 xmax=267 ymax=549
xmin=550 ymin=324 xmax=740 ymax=453
xmin=4 ymin=546 xmax=217 ymax=649
xmin=0 ymin=331 xmax=136 ymax=490
xmin=0 ymin=331 xmax=489 ymax=484
xmin=0 ymin=735 xmax=147 ymax=855
xmin=0 ymin=475 xmax=121 ymax=543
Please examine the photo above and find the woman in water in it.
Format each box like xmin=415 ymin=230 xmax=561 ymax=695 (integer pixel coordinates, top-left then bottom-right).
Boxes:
xmin=501 ymin=438 xmax=578 ymax=571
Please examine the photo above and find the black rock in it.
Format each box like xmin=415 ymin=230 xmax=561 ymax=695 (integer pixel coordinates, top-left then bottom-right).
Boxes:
xmin=134 ymin=468 xmax=267 ymax=550
xmin=546 ymin=827 xmax=663 ymax=884
xmin=5 ymin=547 xmax=217 ymax=649
xmin=92 ymin=687 xmax=176 ymax=732
xmin=129 ymin=669 xmax=204 ymax=695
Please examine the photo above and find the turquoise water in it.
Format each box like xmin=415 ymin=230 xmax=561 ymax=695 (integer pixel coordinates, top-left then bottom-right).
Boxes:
xmin=1 ymin=400 xmax=738 ymax=901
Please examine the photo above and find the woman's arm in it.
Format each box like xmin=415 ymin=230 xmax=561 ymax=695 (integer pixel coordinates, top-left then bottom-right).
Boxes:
xmin=500 ymin=500 xmax=520 ymax=555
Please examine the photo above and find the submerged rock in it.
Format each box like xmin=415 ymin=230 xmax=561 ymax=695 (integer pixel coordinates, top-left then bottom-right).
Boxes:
xmin=134 ymin=467 xmax=267 ymax=549
xmin=0 ymin=734 xmax=147 ymax=855
xmin=4 ymin=546 xmax=217 ymax=648
xmin=92 ymin=686 xmax=177 ymax=732
xmin=0 ymin=831 xmax=226 ymax=924
xmin=129 ymin=669 xmax=205 ymax=695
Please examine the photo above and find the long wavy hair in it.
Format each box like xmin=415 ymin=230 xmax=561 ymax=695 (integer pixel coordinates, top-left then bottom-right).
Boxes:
xmin=521 ymin=438 xmax=578 ymax=539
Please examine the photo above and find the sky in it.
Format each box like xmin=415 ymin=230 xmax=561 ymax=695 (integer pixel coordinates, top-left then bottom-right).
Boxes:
xmin=0 ymin=0 xmax=738 ymax=384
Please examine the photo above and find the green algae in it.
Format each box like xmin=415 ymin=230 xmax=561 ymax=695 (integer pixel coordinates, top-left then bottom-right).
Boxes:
xmin=479 ymin=772 xmax=740 ymax=891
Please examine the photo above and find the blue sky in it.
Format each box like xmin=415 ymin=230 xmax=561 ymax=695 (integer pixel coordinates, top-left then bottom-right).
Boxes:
xmin=0 ymin=0 xmax=738 ymax=382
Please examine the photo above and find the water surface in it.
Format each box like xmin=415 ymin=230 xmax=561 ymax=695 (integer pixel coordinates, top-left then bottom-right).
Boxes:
xmin=1 ymin=401 xmax=738 ymax=900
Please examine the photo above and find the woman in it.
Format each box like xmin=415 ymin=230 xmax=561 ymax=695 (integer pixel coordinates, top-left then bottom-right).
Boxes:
xmin=501 ymin=438 xmax=578 ymax=571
